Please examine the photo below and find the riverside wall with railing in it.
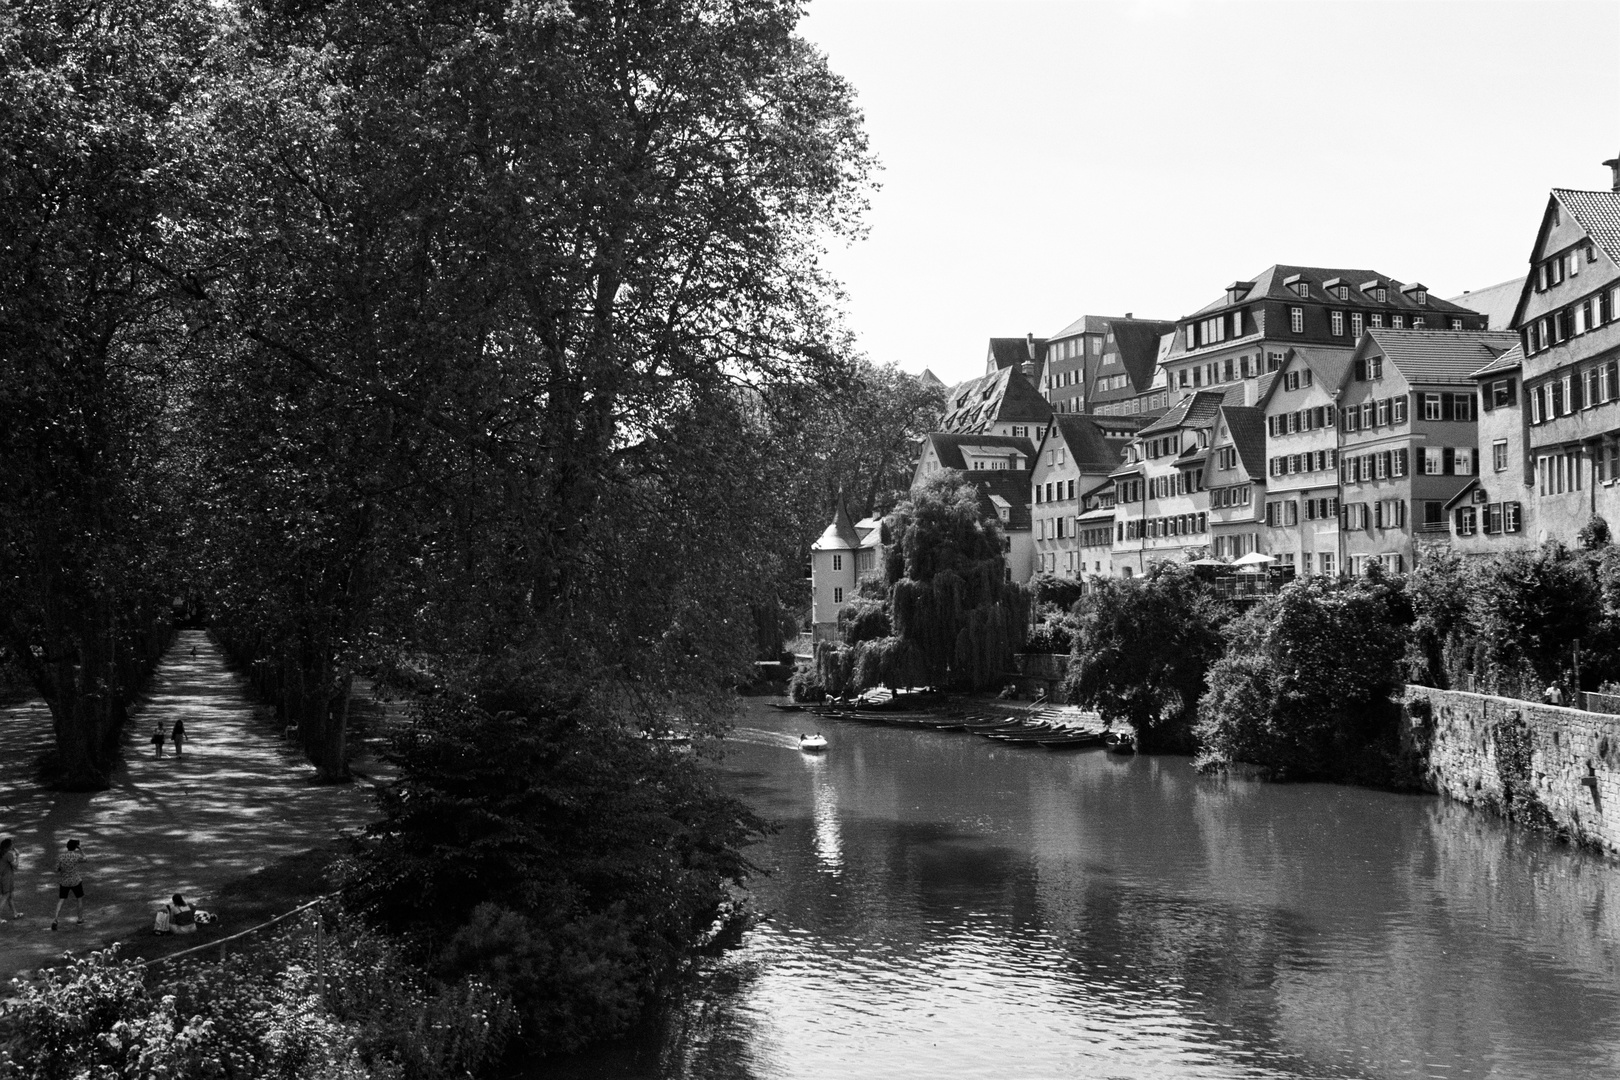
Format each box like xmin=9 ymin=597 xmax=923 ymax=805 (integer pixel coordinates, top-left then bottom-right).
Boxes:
xmin=1404 ymin=686 xmax=1620 ymax=855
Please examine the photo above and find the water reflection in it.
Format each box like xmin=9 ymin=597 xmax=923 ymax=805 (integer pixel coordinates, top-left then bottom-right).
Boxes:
xmin=545 ymin=703 xmax=1620 ymax=1080
xmin=803 ymin=752 xmax=843 ymax=876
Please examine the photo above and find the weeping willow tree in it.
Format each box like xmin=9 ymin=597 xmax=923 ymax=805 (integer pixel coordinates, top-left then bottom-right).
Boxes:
xmin=818 ymin=472 xmax=1028 ymax=693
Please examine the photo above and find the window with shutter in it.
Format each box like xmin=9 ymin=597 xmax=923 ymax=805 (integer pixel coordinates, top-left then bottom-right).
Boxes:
xmin=1505 ymin=502 xmax=1522 ymax=533
xmin=1393 ymin=396 xmax=1407 ymax=424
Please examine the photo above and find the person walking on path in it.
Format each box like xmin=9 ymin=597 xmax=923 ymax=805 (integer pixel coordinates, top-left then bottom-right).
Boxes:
xmin=51 ymin=839 xmax=86 ymax=930
xmin=0 ymin=838 xmax=18 ymax=922
xmin=171 ymin=718 xmax=186 ymax=759
xmin=151 ymin=722 xmax=166 ymax=757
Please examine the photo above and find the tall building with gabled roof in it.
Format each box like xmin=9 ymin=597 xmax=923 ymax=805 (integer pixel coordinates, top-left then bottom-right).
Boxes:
xmin=1509 ymin=162 xmax=1620 ymax=547
xmin=1338 ymin=328 xmax=1519 ymax=575
xmin=1161 ymin=264 xmax=1491 ymax=410
xmin=1030 ymin=414 xmax=1147 ymax=580
xmin=1109 ymin=386 xmax=1244 ymax=574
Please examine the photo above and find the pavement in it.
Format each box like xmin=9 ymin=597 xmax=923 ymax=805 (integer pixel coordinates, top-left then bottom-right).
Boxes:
xmin=0 ymin=630 xmax=379 ymax=981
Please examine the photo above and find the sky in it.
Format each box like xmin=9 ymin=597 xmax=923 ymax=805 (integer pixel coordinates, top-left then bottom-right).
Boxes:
xmin=796 ymin=0 xmax=1620 ymax=387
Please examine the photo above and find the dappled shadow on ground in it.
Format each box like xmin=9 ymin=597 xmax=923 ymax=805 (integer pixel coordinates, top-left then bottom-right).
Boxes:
xmin=0 ymin=631 xmax=378 ymax=979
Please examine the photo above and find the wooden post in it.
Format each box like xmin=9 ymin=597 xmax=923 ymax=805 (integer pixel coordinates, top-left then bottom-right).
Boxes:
xmin=1574 ymin=638 xmax=1583 ymax=709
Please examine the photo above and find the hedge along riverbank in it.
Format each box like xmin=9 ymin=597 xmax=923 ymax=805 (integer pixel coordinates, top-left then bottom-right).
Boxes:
xmin=1404 ymin=687 xmax=1620 ymax=855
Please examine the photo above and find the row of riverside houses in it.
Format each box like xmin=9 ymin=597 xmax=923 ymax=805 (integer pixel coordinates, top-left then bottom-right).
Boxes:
xmin=809 ymin=160 xmax=1620 ymax=638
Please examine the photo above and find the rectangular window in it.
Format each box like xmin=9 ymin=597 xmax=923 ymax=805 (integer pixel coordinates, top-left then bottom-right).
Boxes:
xmin=1424 ymin=447 xmax=1444 ymax=475
xmin=1393 ymin=396 xmax=1407 ymax=424
xmin=1505 ymin=502 xmax=1522 ymax=533
xmin=832 ymin=555 xmax=842 ymax=570
xmin=1493 ymin=439 xmax=1508 ymax=472
xmin=1331 ymin=310 xmax=1344 ymax=336
xmin=1377 ymin=399 xmax=1391 ymax=427
xmin=1351 ymin=312 xmax=1365 ymax=338
xmin=1455 ymin=507 xmax=1476 ymax=536
xmin=1371 ymin=313 xmax=1384 ymax=329
xmin=1424 ymin=393 xmax=1442 ymax=420
xmin=1290 ymin=307 xmax=1304 ymax=333
xmin=1392 ymin=315 xmax=1405 ymax=329
xmin=834 ymin=586 xmax=844 ymax=603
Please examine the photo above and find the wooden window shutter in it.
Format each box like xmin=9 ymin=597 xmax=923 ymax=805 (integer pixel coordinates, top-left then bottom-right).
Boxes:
xmin=1443 ymin=447 xmax=1455 ymax=474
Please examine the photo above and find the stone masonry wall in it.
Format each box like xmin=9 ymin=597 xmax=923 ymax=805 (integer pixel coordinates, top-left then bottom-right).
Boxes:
xmin=1405 ymin=686 xmax=1620 ymax=854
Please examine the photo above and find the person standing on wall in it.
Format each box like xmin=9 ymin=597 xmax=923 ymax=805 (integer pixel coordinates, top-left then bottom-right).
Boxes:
xmin=51 ymin=839 xmax=86 ymax=931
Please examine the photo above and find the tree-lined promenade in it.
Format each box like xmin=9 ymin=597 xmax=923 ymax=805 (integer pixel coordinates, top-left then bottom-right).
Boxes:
xmin=0 ymin=631 xmax=374 ymax=982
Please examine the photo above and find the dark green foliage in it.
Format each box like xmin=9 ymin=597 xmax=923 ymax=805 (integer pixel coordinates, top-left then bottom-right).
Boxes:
xmin=1029 ymin=574 xmax=1085 ymax=612
xmin=1064 ymin=562 xmax=1225 ymax=751
xmin=1580 ymin=514 xmax=1612 ymax=549
xmin=347 ymin=695 xmax=765 ymax=1055
xmin=1023 ymin=605 xmax=1077 ymax=655
xmin=1464 ymin=545 xmax=1599 ymax=698
xmin=1196 ymin=575 xmax=1414 ymax=779
xmin=0 ymin=917 xmax=513 ymax=1080
xmin=788 ymin=662 xmax=827 ymax=703
xmin=838 ymin=596 xmax=891 ymax=645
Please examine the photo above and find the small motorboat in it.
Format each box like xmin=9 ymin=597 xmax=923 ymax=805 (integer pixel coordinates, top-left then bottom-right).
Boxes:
xmin=799 ymin=732 xmax=828 ymax=752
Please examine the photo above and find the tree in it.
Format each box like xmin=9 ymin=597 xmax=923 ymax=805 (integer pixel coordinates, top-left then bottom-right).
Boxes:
xmin=1467 ymin=545 xmax=1600 ymax=698
xmin=814 ymin=473 xmax=1029 ymax=693
xmin=1196 ymin=574 xmax=1414 ymax=779
xmin=160 ymin=0 xmax=875 ymax=747
xmin=1063 ymin=562 xmax=1225 ymax=751
xmin=0 ymin=0 xmax=207 ymax=787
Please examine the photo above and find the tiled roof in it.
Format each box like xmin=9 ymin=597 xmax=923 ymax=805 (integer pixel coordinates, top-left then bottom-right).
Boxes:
xmin=940 ymin=368 xmax=1053 ymax=432
xmin=922 ymin=432 xmax=1036 ymax=471
xmin=1107 ymin=319 xmax=1178 ymax=395
xmin=1442 ymin=478 xmax=1481 ymax=512
xmin=1048 ymin=314 xmax=1124 ymax=339
xmin=1219 ymin=406 xmax=1267 ymax=479
xmin=1471 ymin=342 xmax=1524 ymax=379
xmin=987 ymin=337 xmax=1044 ymax=370
xmin=1136 ymin=395 xmax=1194 ymax=436
xmin=1555 ymin=188 xmax=1620 ymax=266
xmin=917 ymin=367 xmax=947 ymax=389
xmin=1052 ymin=415 xmax=1128 ymax=471
xmin=1445 ymin=276 xmax=1526 ymax=331
xmin=1185 ymin=264 xmax=1481 ymax=319
xmin=811 ymin=501 xmax=860 ymax=551
xmin=1076 ymin=506 xmax=1116 ymax=523
xmin=1255 ymin=347 xmax=1351 ymax=410
xmin=1365 ymin=329 xmax=1520 ymax=386
xmin=970 ymin=471 xmax=1033 ymax=531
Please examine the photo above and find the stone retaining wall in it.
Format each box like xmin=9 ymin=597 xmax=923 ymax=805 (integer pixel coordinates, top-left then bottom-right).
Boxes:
xmin=1405 ymin=686 xmax=1620 ymax=854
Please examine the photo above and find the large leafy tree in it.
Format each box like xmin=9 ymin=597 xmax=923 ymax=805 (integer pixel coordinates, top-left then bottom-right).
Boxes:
xmin=162 ymin=0 xmax=874 ymax=758
xmin=1063 ymin=561 xmax=1226 ymax=751
xmin=0 ymin=0 xmax=208 ymax=787
xmin=1196 ymin=574 xmax=1414 ymax=779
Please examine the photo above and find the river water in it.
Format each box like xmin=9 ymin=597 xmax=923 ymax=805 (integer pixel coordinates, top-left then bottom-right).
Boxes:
xmin=553 ymin=700 xmax=1620 ymax=1079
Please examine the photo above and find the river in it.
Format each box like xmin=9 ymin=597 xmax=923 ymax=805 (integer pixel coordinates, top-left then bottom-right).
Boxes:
xmin=550 ymin=700 xmax=1620 ymax=1079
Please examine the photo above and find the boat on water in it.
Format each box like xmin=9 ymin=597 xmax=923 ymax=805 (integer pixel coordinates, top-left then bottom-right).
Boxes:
xmin=799 ymin=733 xmax=828 ymax=752
xmin=1104 ymin=731 xmax=1137 ymax=754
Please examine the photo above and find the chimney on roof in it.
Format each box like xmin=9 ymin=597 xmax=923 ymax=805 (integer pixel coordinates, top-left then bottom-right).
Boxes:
xmin=1124 ymin=313 xmax=1133 ymax=319
xmin=1025 ymin=332 xmax=1036 ymax=360
xmin=1606 ymin=155 xmax=1620 ymax=193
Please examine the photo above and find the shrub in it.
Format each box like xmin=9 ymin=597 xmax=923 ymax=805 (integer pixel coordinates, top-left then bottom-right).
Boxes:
xmin=788 ymin=662 xmax=826 ymax=702
xmin=1195 ymin=575 xmax=1413 ymax=780
xmin=346 ymin=696 xmax=764 ymax=1055
xmin=1064 ymin=562 xmax=1225 ymax=751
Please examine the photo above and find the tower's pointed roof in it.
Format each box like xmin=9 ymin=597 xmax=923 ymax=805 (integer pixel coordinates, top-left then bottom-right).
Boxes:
xmin=811 ymin=499 xmax=860 ymax=551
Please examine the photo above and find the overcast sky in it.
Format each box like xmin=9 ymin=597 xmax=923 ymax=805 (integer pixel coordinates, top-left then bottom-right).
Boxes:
xmin=797 ymin=0 xmax=1620 ymax=386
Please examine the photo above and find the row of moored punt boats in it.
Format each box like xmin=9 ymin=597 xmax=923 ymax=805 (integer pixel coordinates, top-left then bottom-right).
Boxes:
xmin=772 ymin=697 xmax=1134 ymax=753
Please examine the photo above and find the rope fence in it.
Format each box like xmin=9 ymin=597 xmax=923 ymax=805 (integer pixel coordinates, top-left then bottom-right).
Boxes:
xmin=143 ymin=894 xmax=333 ymax=970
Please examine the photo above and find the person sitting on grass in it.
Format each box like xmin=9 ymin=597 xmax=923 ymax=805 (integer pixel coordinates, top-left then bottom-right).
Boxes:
xmin=167 ymin=893 xmax=197 ymax=934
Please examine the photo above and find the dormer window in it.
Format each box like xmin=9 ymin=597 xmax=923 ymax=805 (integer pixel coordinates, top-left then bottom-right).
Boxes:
xmin=1375 ymin=288 xmax=1387 ymax=303
xmin=1361 ymin=279 xmax=1386 ymax=303
xmin=1226 ymin=280 xmax=1255 ymax=305
xmin=1294 ymin=282 xmax=1310 ymax=298
xmin=1401 ymin=282 xmax=1428 ymax=306
xmin=1323 ymin=277 xmax=1350 ymax=301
